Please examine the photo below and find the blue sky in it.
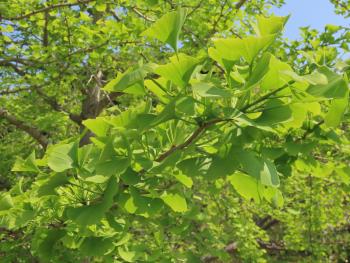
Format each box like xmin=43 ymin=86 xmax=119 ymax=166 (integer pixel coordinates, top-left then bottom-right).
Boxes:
xmin=271 ymin=0 xmax=349 ymax=40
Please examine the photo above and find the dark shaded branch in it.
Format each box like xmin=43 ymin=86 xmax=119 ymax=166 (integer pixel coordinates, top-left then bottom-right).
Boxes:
xmin=256 ymin=215 xmax=280 ymax=230
xmin=0 ymin=108 xmax=48 ymax=149
xmin=235 ymin=0 xmax=249 ymax=10
xmin=262 ymin=219 xmax=280 ymax=230
xmin=0 ymin=60 xmax=25 ymax=76
xmin=108 ymin=10 xmax=121 ymax=21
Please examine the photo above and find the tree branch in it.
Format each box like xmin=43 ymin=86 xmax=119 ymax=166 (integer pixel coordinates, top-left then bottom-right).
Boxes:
xmin=240 ymin=81 xmax=295 ymax=112
xmin=152 ymin=81 xmax=295 ymax=164
xmin=42 ymin=11 xmax=49 ymax=47
xmin=235 ymin=0 xmax=249 ymax=10
xmin=0 ymin=87 xmax=30 ymax=95
xmin=0 ymin=60 xmax=26 ymax=76
xmin=156 ymin=119 xmax=226 ymax=162
xmin=0 ymin=108 xmax=48 ymax=149
xmin=3 ymin=0 xmax=95 ymax=20
xmin=131 ymin=7 xmax=155 ymax=22
xmin=211 ymin=0 xmax=228 ymax=33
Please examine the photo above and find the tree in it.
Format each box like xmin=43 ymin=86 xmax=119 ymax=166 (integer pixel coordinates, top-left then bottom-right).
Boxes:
xmin=0 ymin=0 xmax=349 ymax=262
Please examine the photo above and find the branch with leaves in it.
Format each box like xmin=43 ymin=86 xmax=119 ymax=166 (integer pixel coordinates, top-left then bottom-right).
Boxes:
xmin=0 ymin=108 xmax=48 ymax=149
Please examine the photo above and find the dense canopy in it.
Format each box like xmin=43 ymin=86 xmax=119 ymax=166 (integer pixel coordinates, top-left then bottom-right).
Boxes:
xmin=0 ymin=0 xmax=349 ymax=262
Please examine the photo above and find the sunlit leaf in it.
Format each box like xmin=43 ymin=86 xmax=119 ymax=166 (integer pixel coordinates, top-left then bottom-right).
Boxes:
xmin=141 ymin=8 xmax=187 ymax=52
xmin=161 ymin=193 xmax=187 ymax=213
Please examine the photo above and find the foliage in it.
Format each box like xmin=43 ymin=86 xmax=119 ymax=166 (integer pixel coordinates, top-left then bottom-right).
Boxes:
xmin=0 ymin=0 xmax=349 ymax=262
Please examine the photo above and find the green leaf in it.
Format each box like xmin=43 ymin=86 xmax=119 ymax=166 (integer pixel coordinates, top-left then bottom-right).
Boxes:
xmin=141 ymin=8 xmax=187 ymax=52
xmin=0 ymin=193 xmax=14 ymax=211
xmin=177 ymin=157 xmax=206 ymax=177
xmin=83 ymin=117 xmax=110 ymax=137
xmin=12 ymin=151 xmax=40 ymax=173
xmin=285 ymin=141 xmax=316 ymax=156
xmin=118 ymin=247 xmax=136 ymax=262
xmin=144 ymin=79 xmax=171 ymax=103
xmin=161 ymin=193 xmax=188 ymax=213
xmin=306 ymin=67 xmax=348 ymax=98
xmin=47 ymin=143 xmax=75 ymax=172
xmin=260 ymin=158 xmax=280 ymax=187
xmin=260 ymin=55 xmax=293 ymax=90
xmin=37 ymin=173 xmax=69 ymax=196
xmin=206 ymin=154 xmax=238 ymax=180
xmin=37 ymin=229 xmax=65 ymax=260
xmin=228 ymin=172 xmax=262 ymax=203
xmin=324 ymin=90 xmax=349 ymax=127
xmin=263 ymin=187 xmax=284 ymax=207
xmin=234 ymin=150 xmax=261 ymax=179
xmin=120 ymin=189 xmax=163 ymax=217
xmin=95 ymin=139 xmax=129 ymax=176
xmin=95 ymin=3 xmax=107 ymax=12
xmin=244 ymin=53 xmax=271 ymax=90
xmin=192 ymin=82 xmax=231 ymax=98
xmin=78 ymin=144 xmax=93 ymax=168
xmin=146 ymin=0 xmax=158 ymax=6
xmin=103 ymin=66 xmax=148 ymax=93
xmin=81 ymin=237 xmax=114 ymax=257
xmin=209 ymin=35 xmax=275 ymax=66
xmin=254 ymin=100 xmax=293 ymax=126
xmin=174 ymin=173 xmax=193 ymax=188
xmin=326 ymin=24 xmax=341 ymax=33
xmin=120 ymin=168 xmax=140 ymax=185
xmin=149 ymin=100 xmax=176 ymax=127
xmin=229 ymin=171 xmax=282 ymax=205
xmin=335 ymin=166 xmax=350 ymax=185
xmin=254 ymin=15 xmax=289 ymax=36
xmin=281 ymin=70 xmax=328 ymax=85
xmin=107 ymin=103 xmax=151 ymax=129
xmin=84 ymin=174 xmax=109 ymax=184
xmin=66 ymin=176 xmax=118 ymax=225
xmin=175 ymin=96 xmax=196 ymax=116
xmin=235 ymin=150 xmax=279 ymax=186
xmin=155 ymin=53 xmax=201 ymax=89
xmin=66 ymin=203 xmax=106 ymax=226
